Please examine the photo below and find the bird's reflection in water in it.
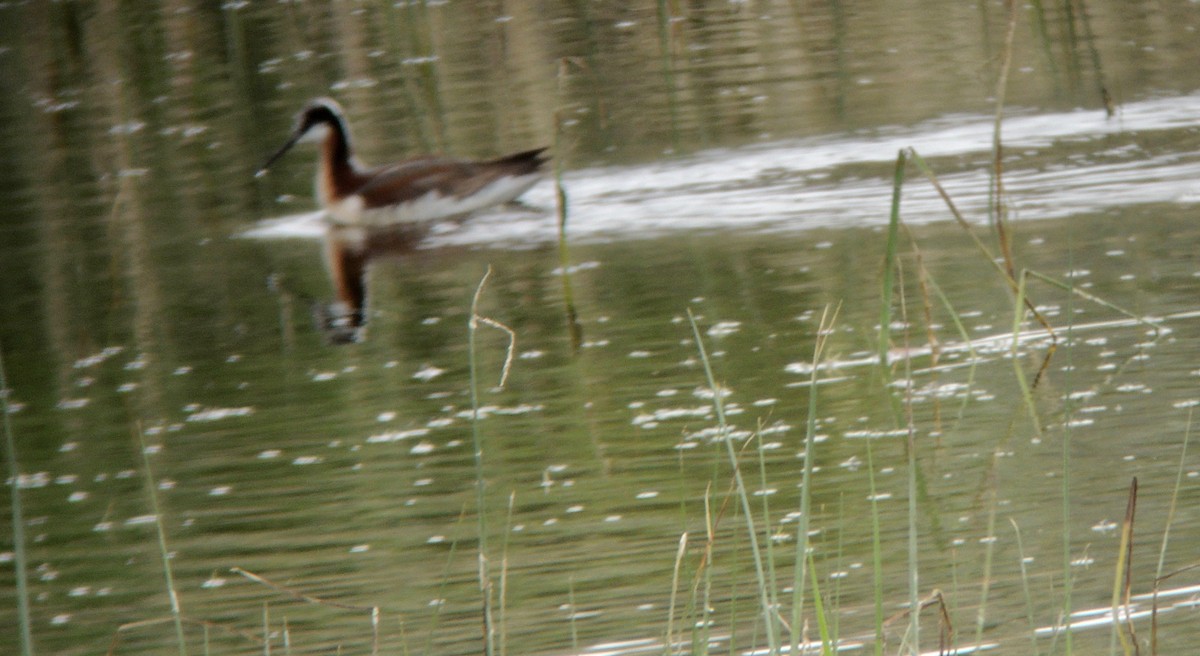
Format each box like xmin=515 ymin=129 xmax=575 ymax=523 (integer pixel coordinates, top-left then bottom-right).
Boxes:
xmin=312 ymin=223 xmax=432 ymax=344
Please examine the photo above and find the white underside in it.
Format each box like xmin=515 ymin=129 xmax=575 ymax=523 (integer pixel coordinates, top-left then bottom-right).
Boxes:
xmin=324 ymin=173 xmax=543 ymax=228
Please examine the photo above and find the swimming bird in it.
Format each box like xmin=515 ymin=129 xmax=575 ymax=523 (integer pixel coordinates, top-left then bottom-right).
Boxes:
xmin=257 ymin=98 xmax=548 ymax=343
xmin=257 ymin=97 xmax=548 ymax=228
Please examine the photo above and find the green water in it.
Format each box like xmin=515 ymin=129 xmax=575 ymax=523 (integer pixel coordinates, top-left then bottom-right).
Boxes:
xmin=2 ymin=2 xmax=1200 ymax=655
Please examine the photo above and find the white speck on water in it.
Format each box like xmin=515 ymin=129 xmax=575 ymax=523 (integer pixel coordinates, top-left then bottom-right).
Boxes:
xmin=1091 ymin=520 xmax=1118 ymax=534
xmin=377 ymin=411 xmax=397 ymax=422
xmin=208 ymin=486 xmax=232 ymax=496
xmin=367 ymin=428 xmax=430 ymax=443
xmin=410 ymin=442 xmax=435 ymax=455
xmin=1116 ymin=383 xmax=1149 ymax=393
xmin=551 ymin=260 xmax=600 ymax=275
xmin=258 ymin=450 xmax=281 ymax=459
xmin=605 ymin=515 xmax=622 ymax=522
xmin=707 ymin=321 xmax=742 ymax=338
xmin=350 ymin=544 xmax=370 ymax=553
xmin=186 ymin=406 xmax=254 ymax=422
xmin=413 ymin=364 xmax=445 ymax=381
xmin=292 ymin=456 xmax=323 ymax=465
xmin=312 ymin=371 xmax=337 ymax=382
xmin=692 ymin=385 xmax=731 ymax=400
xmin=636 ymin=491 xmax=659 ymax=500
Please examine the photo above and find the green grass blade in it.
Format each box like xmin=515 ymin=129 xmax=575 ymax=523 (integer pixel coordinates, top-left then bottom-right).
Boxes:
xmin=1156 ymin=409 xmax=1192 ymax=580
xmin=0 ymin=344 xmax=35 ymax=656
xmin=137 ymin=423 xmax=188 ymax=656
xmin=688 ymin=309 xmax=780 ymax=656
xmin=806 ymin=550 xmax=833 ymax=656
xmin=866 ymin=440 xmax=884 ymax=656
xmin=878 ymin=149 xmax=907 ymax=365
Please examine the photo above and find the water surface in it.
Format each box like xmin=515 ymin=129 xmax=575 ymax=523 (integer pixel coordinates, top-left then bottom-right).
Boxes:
xmin=2 ymin=2 xmax=1200 ymax=655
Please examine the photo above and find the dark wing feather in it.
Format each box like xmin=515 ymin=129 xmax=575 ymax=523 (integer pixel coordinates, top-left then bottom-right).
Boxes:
xmin=355 ymin=149 xmax=549 ymax=208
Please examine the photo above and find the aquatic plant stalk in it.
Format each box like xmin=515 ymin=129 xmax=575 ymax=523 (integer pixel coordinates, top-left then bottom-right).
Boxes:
xmin=1156 ymin=410 xmax=1192 ymax=581
xmin=792 ymin=304 xmax=838 ymax=656
xmin=1010 ymin=519 xmax=1040 ymax=655
xmin=500 ymin=492 xmax=516 ymax=656
xmin=469 ymin=269 xmax=496 ymax=656
xmin=0 ymin=345 xmax=34 ymax=656
xmin=667 ymin=532 xmax=688 ymax=654
xmin=898 ymin=278 xmax=920 ymax=656
xmin=972 ymin=468 xmax=999 ymax=649
xmin=555 ymin=58 xmax=583 ymax=350
xmin=878 ymin=149 xmax=907 ymax=365
xmin=568 ymin=576 xmax=580 ymax=655
xmin=1109 ymin=478 xmax=1138 ymax=655
xmin=866 ymin=440 xmax=884 ymax=656
xmin=137 ymin=423 xmax=188 ymax=656
xmin=806 ymin=550 xmax=834 ymax=655
xmin=467 ymin=267 xmax=518 ymax=656
xmin=687 ymin=309 xmax=780 ymax=656
xmin=990 ymin=0 xmax=1019 ymax=277
xmin=261 ymin=603 xmax=269 ymax=656
xmin=754 ymin=430 xmax=780 ymax=628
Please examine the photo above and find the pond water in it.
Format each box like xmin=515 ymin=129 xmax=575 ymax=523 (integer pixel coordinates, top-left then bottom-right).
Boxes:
xmin=2 ymin=2 xmax=1200 ymax=655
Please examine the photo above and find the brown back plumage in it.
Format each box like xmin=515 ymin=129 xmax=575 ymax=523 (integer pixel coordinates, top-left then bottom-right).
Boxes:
xmin=354 ymin=148 xmax=548 ymax=207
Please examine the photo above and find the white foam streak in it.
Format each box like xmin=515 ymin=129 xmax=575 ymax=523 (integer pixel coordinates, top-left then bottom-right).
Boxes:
xmin=247 ymin=92 xmax=1200 ymax=246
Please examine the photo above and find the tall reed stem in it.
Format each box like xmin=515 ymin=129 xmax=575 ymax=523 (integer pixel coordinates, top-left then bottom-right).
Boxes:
xmin=687 ymin=309 xmax=780 ymax=656
xmin=0 ymin=344 xmax=35 ymax=656
xmin=136 ymin=423 xmax=187 ymax=656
